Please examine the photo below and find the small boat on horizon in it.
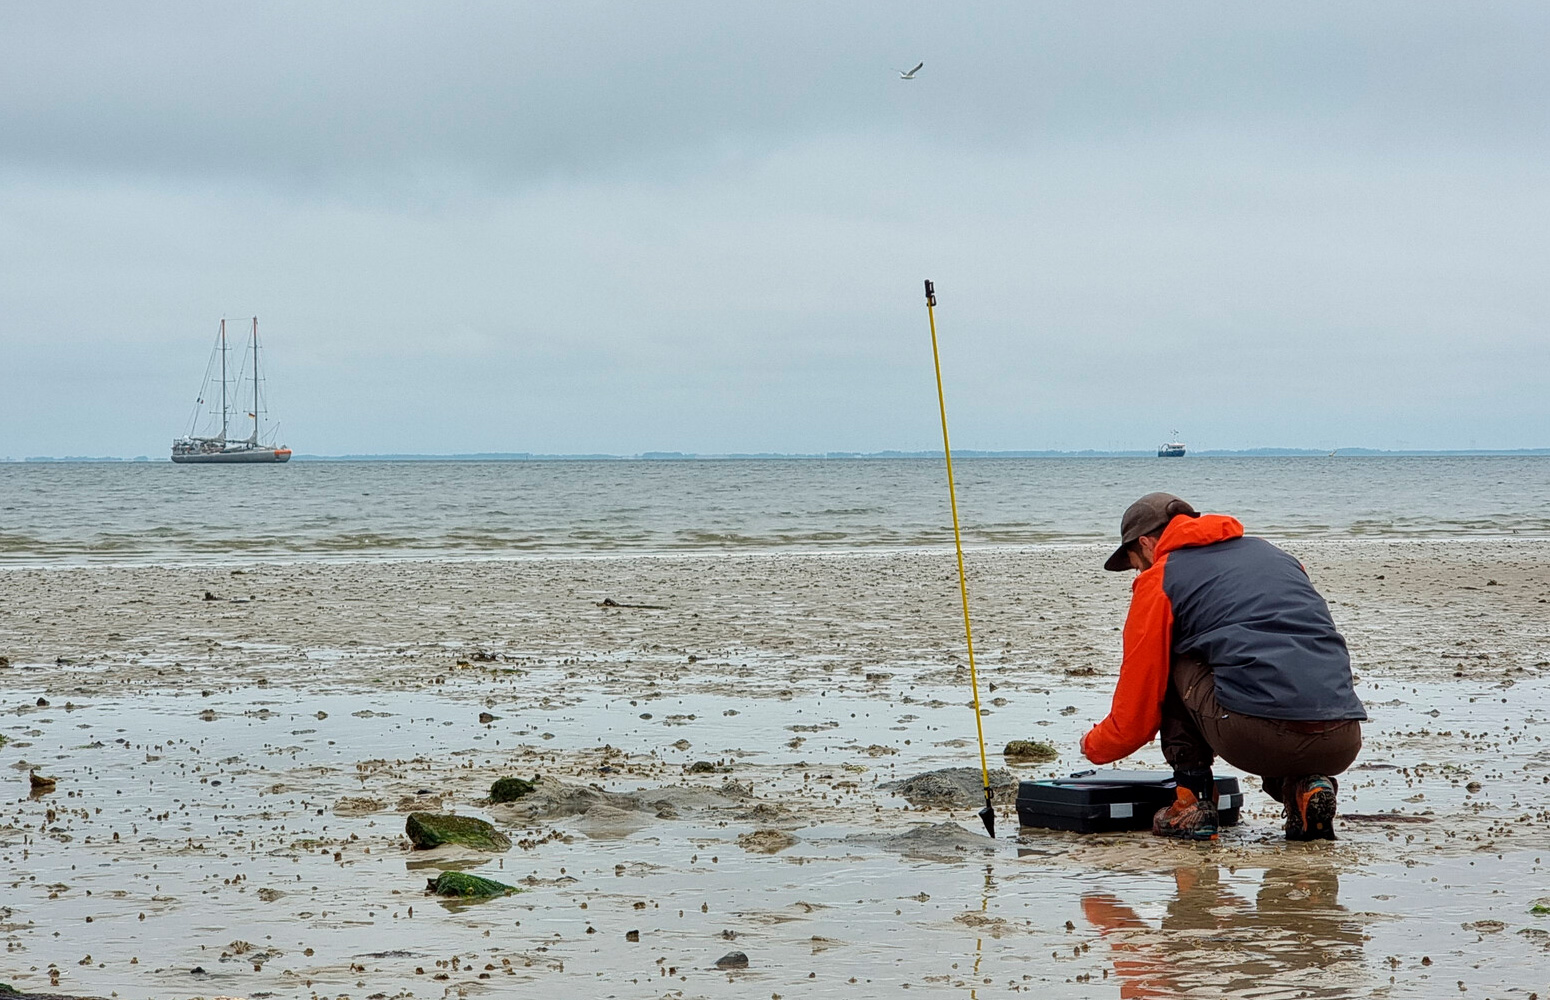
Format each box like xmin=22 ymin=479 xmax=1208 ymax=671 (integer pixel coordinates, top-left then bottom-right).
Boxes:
xmin=1157 ymin=431 xmax=1186 ymax=458
xmin=171 ymin=317 xmax=291 ymax=464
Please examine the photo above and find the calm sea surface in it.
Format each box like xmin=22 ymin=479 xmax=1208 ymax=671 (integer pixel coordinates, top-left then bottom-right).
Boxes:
xmin=1 ymin=457 xmax=1547 ymax=566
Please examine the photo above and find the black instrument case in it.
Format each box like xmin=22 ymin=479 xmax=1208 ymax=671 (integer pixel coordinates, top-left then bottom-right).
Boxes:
xmin=1016 ymin=769 xmax=1243 ymax=833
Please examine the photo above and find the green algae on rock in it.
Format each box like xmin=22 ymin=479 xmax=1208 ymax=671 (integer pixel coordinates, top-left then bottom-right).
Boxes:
xmin=488 ymin=776 xmax=536 ymax=803
xmin=405 ymin=812 xmax=511 ymax=851
xmin=1002 ymin=740 xmax=1059 ymax=763
xmin=426 ymin=871 xmax=520 ymax=897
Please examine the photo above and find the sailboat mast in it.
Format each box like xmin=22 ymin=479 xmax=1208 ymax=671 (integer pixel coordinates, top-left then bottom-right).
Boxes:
xmin=252 ymin=317 xmax=260 ymax=445
xmin=219 ymin=318 xmax=228 ymax=442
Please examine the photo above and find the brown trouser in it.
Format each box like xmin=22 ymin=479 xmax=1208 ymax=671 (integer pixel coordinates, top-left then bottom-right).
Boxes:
xmin=1161 ymin=656 xmax=1362 ymax=803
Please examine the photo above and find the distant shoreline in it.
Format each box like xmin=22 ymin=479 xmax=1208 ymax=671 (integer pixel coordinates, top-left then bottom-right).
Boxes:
xmin=8 ymin=448 xmax=1550 ymax=463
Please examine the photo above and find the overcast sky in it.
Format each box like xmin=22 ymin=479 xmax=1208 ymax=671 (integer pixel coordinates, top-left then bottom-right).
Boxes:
xmin=3 ymin=2 xmax=1547 ymax=456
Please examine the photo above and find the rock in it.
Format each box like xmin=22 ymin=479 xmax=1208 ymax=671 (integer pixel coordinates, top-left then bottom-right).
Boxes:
xmin=333 ymin=796 xmax=385 ymax=816
xmin=687 ymin=760 xmax=716 ymax=773
xmin=737 ymin=829 xmax=797 ymax=854
xmin=488 ymin=777 xmax=536 ymax=803
xmin=256 ymin=888 xmax=285 ymax=902
xmin=478 ymin=711 xmax=498 ymax=724
xmin=426 ymin=871 xmax=518 ymax=897
xmin=399 ymin=793 xmax=443 ymax=811
xmin=1060 ymin=705 xmax=1078 ymax=715
xmin=1002 ymin=740 xmax=1059 ymax=763
xmin=489 ymin=775 xmax=754 ymax=829
xmin=404 ymin=812 xmax=511 ymax=851
xmin=28 ymin=770 xmax=56 ymax=792
xmin=738 ymin=801 xmax=789 ymax=822
xmin=714 ymin=950 xmax=749 ymax=970
xmin=35 ymin=698 xmax=48 ymax=707
xmin=625 ymin=929 xmax=640 ymax=942
xmin=487 ymin=775 xmax=636 ymax=821
xmin=867 ymin=821 xmax=999 ymax=859
xmin=203 ymin=591 xmax=218 ymax=601
xmin=881 ymin=767 xmax=1018 ymax=808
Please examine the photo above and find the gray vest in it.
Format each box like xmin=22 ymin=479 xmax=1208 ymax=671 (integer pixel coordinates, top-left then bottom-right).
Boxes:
xmin=1162 ymin=536 xmax=1367 ymax=722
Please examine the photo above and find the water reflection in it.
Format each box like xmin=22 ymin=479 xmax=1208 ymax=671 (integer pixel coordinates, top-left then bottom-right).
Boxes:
xmin=1081 ymin=865 xmax=1365 ymax=996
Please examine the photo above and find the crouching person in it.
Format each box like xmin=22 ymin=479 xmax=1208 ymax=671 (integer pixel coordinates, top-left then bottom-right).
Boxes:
xmin=1080 ymin=493 xmax=1365 ymax=841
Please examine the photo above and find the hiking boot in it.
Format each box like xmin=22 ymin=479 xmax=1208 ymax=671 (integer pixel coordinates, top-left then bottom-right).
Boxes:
xmin=1151 ymin=786 xmax=1219 ymax=841
xmin=1284 ymin=775 xmax=1338 ymax=841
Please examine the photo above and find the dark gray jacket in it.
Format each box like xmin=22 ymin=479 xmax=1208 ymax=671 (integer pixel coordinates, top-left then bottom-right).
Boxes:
xmin=1164 ymin=532 xmax=1367 ymax=722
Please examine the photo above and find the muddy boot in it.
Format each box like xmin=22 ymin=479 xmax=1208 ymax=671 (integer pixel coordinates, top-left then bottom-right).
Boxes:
xmin=1151 ymin=786 xmax=1219 ymax=841
xmin=1284 ymin=775 xmax=1338 ymax=841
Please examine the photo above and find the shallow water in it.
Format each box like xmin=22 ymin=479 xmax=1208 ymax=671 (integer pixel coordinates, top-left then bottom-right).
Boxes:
xmin=5 ymin=659 xmax=1549 ymax=998
xmin=3 ymin=456 xmax=1549 ymax=565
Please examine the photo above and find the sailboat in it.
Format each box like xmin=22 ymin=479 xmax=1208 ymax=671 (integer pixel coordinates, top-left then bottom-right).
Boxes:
xmin=171 ymin=317 xmax=292 ymax=464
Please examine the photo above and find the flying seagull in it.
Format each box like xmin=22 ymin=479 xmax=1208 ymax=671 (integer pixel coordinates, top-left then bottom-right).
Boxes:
xmin=898 ymin=61 xmax=923 ymax=80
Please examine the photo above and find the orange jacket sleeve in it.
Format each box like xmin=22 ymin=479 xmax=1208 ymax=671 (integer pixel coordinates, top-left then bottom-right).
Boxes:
xmin=1082 ymin=559 xmax=1175 ymax=764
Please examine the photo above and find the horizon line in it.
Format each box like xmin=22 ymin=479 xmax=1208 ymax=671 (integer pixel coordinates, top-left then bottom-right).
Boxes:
xmin=8 ymin=446 xmax=1550 ymax=463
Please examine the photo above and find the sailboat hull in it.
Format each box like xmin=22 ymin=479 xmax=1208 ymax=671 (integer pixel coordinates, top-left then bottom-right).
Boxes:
xmin=171 ymin=447 xmax=292 ymax=464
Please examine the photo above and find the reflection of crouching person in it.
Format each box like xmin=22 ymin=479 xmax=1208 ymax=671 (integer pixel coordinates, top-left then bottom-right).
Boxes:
xmin=1080 ymin=493 xmax=1365 ymax=841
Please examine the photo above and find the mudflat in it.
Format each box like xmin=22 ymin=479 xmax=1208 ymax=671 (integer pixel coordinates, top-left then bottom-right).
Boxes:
xmin=2 ymin=538 xmax=1548 ymax=996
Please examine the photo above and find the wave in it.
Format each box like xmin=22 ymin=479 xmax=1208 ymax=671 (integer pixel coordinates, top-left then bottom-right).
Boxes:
xmin=3 ymin=456 xmax=1548 ymax=566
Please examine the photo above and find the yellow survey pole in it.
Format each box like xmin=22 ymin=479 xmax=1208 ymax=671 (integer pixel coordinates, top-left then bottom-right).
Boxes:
xmin=923 ymin=279 xmax=996 ymax=838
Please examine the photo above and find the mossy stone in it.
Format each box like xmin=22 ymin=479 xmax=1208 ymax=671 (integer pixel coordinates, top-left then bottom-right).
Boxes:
xmin=405 ymin=812 xmax=511 ymax=851
xmin=1002 ymin=740 xmax=1059 ymax=763
xmin=426 ymin=871 xmax=519 ymax=897
xmin=489 ymin=777 xmax=536 ymax=803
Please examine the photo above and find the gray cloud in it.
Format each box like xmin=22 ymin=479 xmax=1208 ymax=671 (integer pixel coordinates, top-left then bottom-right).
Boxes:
xmin=3 ymin=2 xmax=1547 ymax=456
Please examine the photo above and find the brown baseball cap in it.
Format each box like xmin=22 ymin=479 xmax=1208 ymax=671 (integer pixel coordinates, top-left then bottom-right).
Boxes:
xmin=1103 ymin=492 xmax=1199 ymax=571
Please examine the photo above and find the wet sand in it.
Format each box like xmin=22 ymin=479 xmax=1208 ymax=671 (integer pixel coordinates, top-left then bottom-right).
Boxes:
xmin=2 ymin=538 xmax=1549 ymax=997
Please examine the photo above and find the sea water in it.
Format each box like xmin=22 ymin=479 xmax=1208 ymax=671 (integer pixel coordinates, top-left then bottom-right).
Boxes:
xmin=2 ymin=455 xmax=1547 ymax=565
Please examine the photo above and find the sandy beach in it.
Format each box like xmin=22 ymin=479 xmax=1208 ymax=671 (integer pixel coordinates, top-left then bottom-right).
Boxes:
xmin=3 ymin=538 xmax=1549 ymax=997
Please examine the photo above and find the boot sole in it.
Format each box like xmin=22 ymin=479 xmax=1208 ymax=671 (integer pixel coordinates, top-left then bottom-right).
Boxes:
xmin=1288 ymin=783 xmax=1337 ymax=841
xmin=1153 ymin=808 xmax=1220 ymax=841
